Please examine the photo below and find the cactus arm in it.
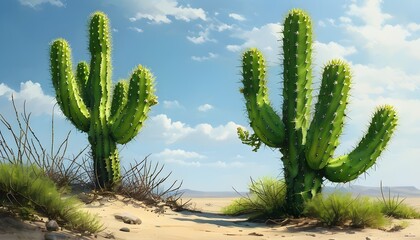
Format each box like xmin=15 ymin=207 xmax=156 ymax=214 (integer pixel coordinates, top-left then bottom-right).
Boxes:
xmin=111 ymin=65 xmax=157 ymax=144
xmin=76 ymin=61 xmax=90 ymax=108
xmin=281 ymin=9 xmax=313 ymax=179
xmin=305 ymin=60 xmax=351 ymax=170
xmin=50 ymin=39 xmax=90 ymax=132
xmin=88 ymin=12 xmax=112 ymax=121
xmin=282 ymin=9 xmax=313 ymax=146
xmin=110 ymin=80 xmax=128 ymax=119
xmin=86 ymin=12 xmax=119 ymax=187
xmin=237 ymin=127 xmax=262 ymax=152
xmin=240 ymin=48 xmax=285 ymax=148
xmin=324 ymin=105 xmax=398 ymax=182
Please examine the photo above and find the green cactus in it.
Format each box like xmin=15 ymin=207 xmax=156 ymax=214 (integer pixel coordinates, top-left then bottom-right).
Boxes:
xmin=50 ymin=12 xmax=157 ymax=189
xmin=238 ymin=9 xmax=397 ymax=215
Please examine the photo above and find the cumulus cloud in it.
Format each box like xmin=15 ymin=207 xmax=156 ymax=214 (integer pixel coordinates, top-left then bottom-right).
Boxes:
xmin=228 ymin=13 xmax=246 ymax=21
xmin=226 ymin=23 xmax=282 ymax=64
xmin=197 ymin=103 xmax=214 ymax=112
xmin=163 ymin=100 xmax=183 ymax=109
xmin=117 ymin=0 xmax=206 ymax=24
xmin=0 ymin=81 xmax=57 ymax=116
xmin=216 ymin=23 xmax=233 ymax=32
xmin=341 ymin=0 xmax=420 ymax=70
xmin=313 ymin=41 xmax=357 ymax=68
xmin=19 ymin=0 xmax=64 ymax=8
xmin=129 ymin=27 xmax=143 ymax=33
xmin=143 ymin=114 xmax=242 ymax=144
xmin=191 ymin=53 xmax=218 ymax=62
xmin=155 ymin=148 xmax=243 ymax=168
xmin=155 ymin=148 xmax=205 ymax=166
xmin=187 ymin=28 xmax=215 ymax=44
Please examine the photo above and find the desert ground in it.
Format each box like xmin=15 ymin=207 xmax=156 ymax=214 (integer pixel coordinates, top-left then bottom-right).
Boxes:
xmin=0 ymin=194 xmax=419 ymax=240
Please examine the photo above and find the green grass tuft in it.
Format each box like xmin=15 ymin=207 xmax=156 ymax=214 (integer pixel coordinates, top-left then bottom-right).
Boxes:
xmin=222 ymin=177 xmax=287 ymax=220
xmin=304 ymin=192 xmax=353 ymax=226
xmin=0 ymin=163 xmax=103 ymax=234
xmin=378 ymin=182 xmax=420 ymax=219
xmin=304 ymin=192 xmax=390 ymax=228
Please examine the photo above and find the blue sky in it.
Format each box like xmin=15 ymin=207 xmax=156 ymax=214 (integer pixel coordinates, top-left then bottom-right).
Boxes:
xmin=1 ymin=0 xmax=420 ymax=191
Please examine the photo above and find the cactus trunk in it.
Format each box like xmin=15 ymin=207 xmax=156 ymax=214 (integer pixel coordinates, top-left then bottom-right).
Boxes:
xmin=50 ymin=12 xmax=157 ymax=189
xmin=237 ymin=9 xmax=397 ymax=216
xmin=282 ymin=153 xmax=323 ymax=215
xmin=89 ymin=133 xmax=119 ymax=188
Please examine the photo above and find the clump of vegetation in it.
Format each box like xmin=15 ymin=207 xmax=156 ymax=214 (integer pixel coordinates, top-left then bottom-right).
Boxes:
xmin=0 ymin=98 xmax=91 ymax=189
xmin=116 ymin=156 xmax=184 ymax=206
xmin=378 ymin=182 xmax=420 ymax=219
xmin=304 ymin=193 xmax=388 ymax=228
xmin=0 ymin=163 xmax=103 ymax=234
xmin=224 ymin=177 xmax=420 ymax=230
xmin=222 ymin=177 xmax=287 ymax=220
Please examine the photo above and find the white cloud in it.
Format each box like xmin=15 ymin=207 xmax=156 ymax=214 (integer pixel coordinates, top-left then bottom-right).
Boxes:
xmin=156 ymin=148 xmax=205 ymax=159
xmin=351 ymin=64 xmax=420 ymax=99
xmin=0 ymin=81 xmax=57 ymax=116
xmin=346 ymin=0 xmax=391 ymax=27
xmin=226 ymin=23 xmax=282 ymax=64
xmin=129 ymin=27 xmax=143 ymax=33
xmin=229 ymin=13 xmax=246 ymax=21
xmin=197 ymin=103 xmax=214 ymax=112
xmin=407 ymin=23 xmax=420 ymax=32
xmin=226 ymin=44 xmax=241 ymax=52
xmin=19 ymin=0 xmax=64 ymax=8
xmin=155 ymin=148 xmax=243 ymax=168
xmin=341 ymin=0 xmax=420 ymax=70
xmin=119 ymin=0 xmax=206 ymax=24
xmin=313 ymin=41 xmax=357 ymax=68
xmin=187 ymin=28 xmax=215 ymax=44
xmin=191 ymin=52 xmax=218 ymax=62
xmin=217 ymin=23 xmax=233 ymax=32
xmin=143 ymin=114 xmax=242 ymax=144
xmin=163 ymin=100 xmax=183 ymax=109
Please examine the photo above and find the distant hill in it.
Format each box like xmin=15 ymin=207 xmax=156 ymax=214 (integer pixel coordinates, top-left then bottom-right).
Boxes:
xmin=181 ymin=185 xmax=420 ymax=198
xmin=180 ymin=189 xmax=246 ymax=198
xmin=323 ymin=185 xmax=420 ymax=197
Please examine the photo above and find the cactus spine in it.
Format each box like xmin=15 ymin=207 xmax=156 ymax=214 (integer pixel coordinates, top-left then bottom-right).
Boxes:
xmin=238 ymin=9 xmax=397 ymax=215
xmin=50 ymin=12 xmax=157 ymax=189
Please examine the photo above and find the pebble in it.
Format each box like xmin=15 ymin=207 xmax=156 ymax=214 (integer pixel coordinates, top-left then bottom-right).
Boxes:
xmin=120 ymin=227 xmax=130 ymax=232
xmin=46 ymin=220 xmax=59 ymax=231
xmin=405 ymin=234 xmax=416 ymax=238
xmin=114 ymin=213 xmax=142 ymax=224
xmin=248 ymin=232 xmax=263 ymax=236
xmin=306 ymin=233 xmax=316 ymax=237
xmin=366 ymin=237 xmax=372 ymax=240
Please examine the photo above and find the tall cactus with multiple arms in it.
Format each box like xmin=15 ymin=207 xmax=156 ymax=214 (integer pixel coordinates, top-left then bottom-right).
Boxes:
xmin=50 ymin=12 xmax=157 ymax=189
xmin=238 ymin=9 xmax=397 ymax=215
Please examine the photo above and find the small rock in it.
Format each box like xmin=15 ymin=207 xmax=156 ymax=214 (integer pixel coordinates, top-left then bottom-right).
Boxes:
xmin=103 ymin=232 xmax=116 ymax=239
xmin=44 ymin=232 xmax=73 ymax=240
xmin=114 ymin=213 xmax=142 ymax=225
xmin=120 ymin=227 xmax=130 ymax=232
xmin=46 ymin=220 xmax=59 ymax=231
xmin=405 ymin=234 xmax=416 ymax=238
xmin=306 ymin=233 xmax=316 ymax=237
xmin=248 ymin=232 xmax=263 ymax=236
xmin=366 ymin=237 xmax=372 ymax=240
